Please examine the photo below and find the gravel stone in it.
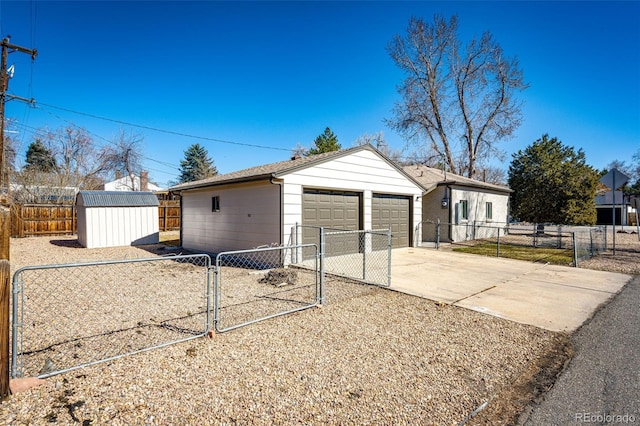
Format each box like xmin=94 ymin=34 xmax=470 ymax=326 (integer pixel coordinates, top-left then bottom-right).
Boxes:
xmin=2 ymin=232 xmax=635 ymax=424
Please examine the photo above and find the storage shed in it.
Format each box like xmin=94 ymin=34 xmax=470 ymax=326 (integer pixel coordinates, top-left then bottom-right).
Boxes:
xmin=170 ymin=144 xmax=426 ymax=254
xmin=76 ymin=191 xmax=159 ymax=248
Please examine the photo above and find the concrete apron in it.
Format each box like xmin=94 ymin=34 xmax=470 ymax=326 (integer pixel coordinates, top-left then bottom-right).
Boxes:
xmin=390 ymin=247 xmax=632 ymax=332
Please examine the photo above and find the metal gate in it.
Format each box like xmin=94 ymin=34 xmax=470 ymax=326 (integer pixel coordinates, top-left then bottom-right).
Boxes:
xmin=12 ymin=254 xmax=211 ymax=378
xmin=214 ymin=244 xmax=320 ymax=333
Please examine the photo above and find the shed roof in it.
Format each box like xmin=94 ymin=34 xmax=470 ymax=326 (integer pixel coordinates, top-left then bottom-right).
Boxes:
xmin=402 ymin=165 xmax=512 ymax=194
xmin=76 ymin=191 xmax=159 ymax=207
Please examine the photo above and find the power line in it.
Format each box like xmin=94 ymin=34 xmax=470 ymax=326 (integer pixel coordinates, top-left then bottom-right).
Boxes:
xmin=10 ymin=119 xmax=182 ymax=175
xmin=34 ymin=101 xmax=292 ymax=152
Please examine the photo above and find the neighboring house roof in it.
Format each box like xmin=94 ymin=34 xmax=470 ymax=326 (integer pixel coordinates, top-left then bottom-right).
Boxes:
xmin=76 ymin=191 xmax=160 ymax=207
xmin=402 ymin=164 xmax=512 ymax=194
xmin=9 ymin=183 xmax=79 ymax=203
xmin=170 ymin=144 xmax=427 ymax=192
xmin=104 ymin=175 xmax=163 ymax=192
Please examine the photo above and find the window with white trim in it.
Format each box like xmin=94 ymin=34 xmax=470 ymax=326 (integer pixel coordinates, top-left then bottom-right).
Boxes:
xmin=460 ymin=199 xmax=468 ymax=221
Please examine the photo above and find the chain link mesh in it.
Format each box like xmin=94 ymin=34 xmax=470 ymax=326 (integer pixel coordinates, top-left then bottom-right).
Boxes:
xmin=418 ymin=221 xmax=607 ymax=265
xmin=323 ymin=229 xmax=390 ymax=287
xmin=12 ymin=254 xmax=211 ymax=378
xmin=214 ymin=244 xmax=319 ymax=332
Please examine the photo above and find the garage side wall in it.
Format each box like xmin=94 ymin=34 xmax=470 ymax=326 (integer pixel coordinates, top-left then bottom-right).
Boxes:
xmin=281 ymin=149 xmax=422 ymax=245
xmin=181 ymin=181 xmax=280 ymax=253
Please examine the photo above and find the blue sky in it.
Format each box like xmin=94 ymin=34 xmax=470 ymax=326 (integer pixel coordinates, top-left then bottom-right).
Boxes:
xmin=2 ymin=1 xmax=639 ymax=188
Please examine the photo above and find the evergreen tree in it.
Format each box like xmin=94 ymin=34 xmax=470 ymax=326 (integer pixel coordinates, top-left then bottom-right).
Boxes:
xmin=25 ymin=139 xmax=58 ymax=173
xmin=508 ymin=134 xmax=599 ymax=225
xmin=307 ymin=127 xmax=341 ymax=155
xmin=178 ymin=143 xmax=218 ymax=183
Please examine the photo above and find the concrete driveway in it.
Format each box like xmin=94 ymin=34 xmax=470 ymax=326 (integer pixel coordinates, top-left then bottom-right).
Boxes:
xmin=390 ymin=248 xmax=632 ymax=332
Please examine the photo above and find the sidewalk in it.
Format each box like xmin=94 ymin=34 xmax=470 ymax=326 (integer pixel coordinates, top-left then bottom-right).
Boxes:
xmin=520 ymin=275 xmax=640 ymax=424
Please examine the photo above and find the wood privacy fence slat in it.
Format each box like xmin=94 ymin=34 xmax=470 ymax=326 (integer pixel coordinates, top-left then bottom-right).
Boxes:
xmin=158 ymin=200 xmax=181 ymax=232
xmin=10 ymin=201 xmax=180 ymax=237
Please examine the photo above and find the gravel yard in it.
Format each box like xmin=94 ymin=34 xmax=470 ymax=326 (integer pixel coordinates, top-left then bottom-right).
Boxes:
xmin=0 ymin=232 xmax=637 ymax=424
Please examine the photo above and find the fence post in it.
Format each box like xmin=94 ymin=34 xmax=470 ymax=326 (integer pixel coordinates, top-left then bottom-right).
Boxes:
xmin=572 ymin=232 xmax=578 ymax=267
xmin=0 ymin=206 xmax=10 ymax=398
xmin=387 ymin=228 xmax=392 ymax=287
xmin=0 ymin=207 xmax=8 ymax=260
xmin=362 ymin=231 xmax=367 ymax=281
xmin=319 ymin=227 xmax=325 ymax=305
xmin=557 ymin=225 xmax=562 ymax=249
xmin=496 ymin=227 xmax=501 ymax=258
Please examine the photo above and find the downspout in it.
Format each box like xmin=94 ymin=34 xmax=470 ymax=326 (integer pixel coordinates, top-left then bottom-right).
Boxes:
xmin=270 ymin=176 xmax=283 ymax=246
xmin=446 ymin=185 xmax=453 ymax=241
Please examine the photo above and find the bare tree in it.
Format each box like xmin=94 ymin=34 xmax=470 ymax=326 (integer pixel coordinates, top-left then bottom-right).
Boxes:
xmin=386 ymin=15 xmax=528 ymax=178
xmin=354 ymin=131 xmax=404 ymax=163
xmin=102 ymin=129 xmax=145 ymax=189
xmin=14 ymin=125 xmax=110 ymax=195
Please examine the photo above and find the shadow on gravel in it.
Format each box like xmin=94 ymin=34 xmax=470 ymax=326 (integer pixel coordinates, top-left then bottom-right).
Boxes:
xmin=49 ymin=239 xmax=83 ymax=249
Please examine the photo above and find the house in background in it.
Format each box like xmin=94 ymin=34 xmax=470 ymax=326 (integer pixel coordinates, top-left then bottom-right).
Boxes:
xmin=403 ymin=165 xmax=512 ymax=244
xmin=595 ymin=191 xmax=637 ymax=226
xmin=9 ymin=183 xmax=79 ymax=204
xmin=169 ymin=144 xmax=426 ymax=255
xmin=104 ymin=171 xmax=163 ymax=192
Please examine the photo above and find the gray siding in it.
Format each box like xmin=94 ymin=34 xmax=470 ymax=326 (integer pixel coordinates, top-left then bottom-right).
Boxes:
xmin=181 ymin=180 xmax=280 ymax=253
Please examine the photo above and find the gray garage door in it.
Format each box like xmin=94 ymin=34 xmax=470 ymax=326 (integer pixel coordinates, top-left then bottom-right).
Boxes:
xmin=301 ymin=189 xmax=361 ymax=255
xmin=372 ymin=194 xmax=410 ymax=248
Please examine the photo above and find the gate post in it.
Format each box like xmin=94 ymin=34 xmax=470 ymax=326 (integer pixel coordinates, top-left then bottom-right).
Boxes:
xmin=387 ymin=229 xmax=392 ymax=286
xmin=319 ymin=227 xmax=325 ymax=305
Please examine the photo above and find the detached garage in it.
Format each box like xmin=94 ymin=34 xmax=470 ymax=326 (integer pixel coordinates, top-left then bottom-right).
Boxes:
xmin=76 ymin=191 xmax=160 ymax=248
xmin=170 ymin=144 xmax=425 ymax=254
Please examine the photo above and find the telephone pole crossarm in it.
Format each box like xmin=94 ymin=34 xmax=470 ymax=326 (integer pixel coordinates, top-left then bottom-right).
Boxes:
xmin=1 ymin=37 xmax=38 ymax=60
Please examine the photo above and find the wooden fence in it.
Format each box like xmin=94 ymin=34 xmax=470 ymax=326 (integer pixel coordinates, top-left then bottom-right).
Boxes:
xmin=10 ymin=201 xmax=181 ymax=238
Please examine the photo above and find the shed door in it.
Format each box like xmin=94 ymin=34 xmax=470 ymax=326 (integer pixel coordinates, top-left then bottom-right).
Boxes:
xmin=302 ymin=189 xmax=361 ymax=254
xmin=372 ymin=194 xmax=411 ymax=248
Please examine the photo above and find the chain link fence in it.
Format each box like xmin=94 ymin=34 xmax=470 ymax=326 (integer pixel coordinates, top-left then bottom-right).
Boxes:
xmin=12 ymin=254 xmax=211 ymax=379
xmin=323 ymin=229 xmax=391 ymax=287
xmin=294 ymin=224 xmax=391 ymax=288
xmin=417 ymin=221 xmax=607 ymax=266
xmin=214 ymin=244 xmax=320 ymax=333
xmin=12 ymin=227 xmax=391 ymax=377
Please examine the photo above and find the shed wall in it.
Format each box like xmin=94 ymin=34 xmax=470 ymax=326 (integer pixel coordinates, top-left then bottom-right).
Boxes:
xmin=78 ymin=206 xmax=159 ymax=248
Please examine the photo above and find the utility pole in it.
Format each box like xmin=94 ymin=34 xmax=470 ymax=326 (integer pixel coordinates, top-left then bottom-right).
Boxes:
xmin=0 ymin=36 xmax=38 ymax=203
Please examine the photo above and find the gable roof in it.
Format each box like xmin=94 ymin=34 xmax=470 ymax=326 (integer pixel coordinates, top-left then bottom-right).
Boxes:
xmin=403 ymin=164 xmax=512 ymax=194
xmin=170 ymin=144 xmax=427 ymax=192
xmin=76 ymin=191 xmax=160 ymax=207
